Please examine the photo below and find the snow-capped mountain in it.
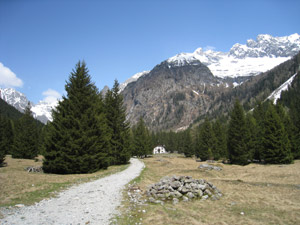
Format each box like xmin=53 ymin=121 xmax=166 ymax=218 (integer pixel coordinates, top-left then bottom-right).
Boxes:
xmin=122 ymin=33 xmax=300 ymax=130
xmin=119 ymin=71 xmax=150 ymax=92
xmin=0 ymin=88 xmax=29 ymax=112
xmin=167 ymin=33 xmax=300 ymax=78
xmin=267 ymin=73 xmax=298 ymax=104
xmin=0 ymin=88 xmax=56 ymax=123
xmin=31 ymin=100 xmax=58 ymax=123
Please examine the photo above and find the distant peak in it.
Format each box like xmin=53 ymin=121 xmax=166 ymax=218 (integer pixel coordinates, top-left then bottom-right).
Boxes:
xmin=257 ymin=34 xmax=273 ymax=40
xmin=119 ymin=70 xmax=150 ymax=92
xmin=194 ymin=47 xmax=204 ymax=54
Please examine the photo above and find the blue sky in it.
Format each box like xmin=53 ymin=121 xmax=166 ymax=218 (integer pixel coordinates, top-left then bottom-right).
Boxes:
xmin=0 ymin=0 xmax=299 ymax=103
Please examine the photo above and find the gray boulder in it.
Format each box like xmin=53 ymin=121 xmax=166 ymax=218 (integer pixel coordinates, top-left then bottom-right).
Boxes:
xmin=198 ymin=164 xmax=222 ymax=171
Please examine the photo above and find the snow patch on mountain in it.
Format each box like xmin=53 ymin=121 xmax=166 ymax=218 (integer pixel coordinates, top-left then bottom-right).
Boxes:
xmin=31 ymin=100 xmax=58 ymax=123
xmin=267 ymin=73 xmax=298 ymax=104
xmin=167 ymin=33 xmax=300 ymax=78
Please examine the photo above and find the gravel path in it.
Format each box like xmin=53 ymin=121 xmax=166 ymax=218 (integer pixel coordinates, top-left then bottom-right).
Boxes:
xmin=0 ymin=158 xmax=145 ymax=225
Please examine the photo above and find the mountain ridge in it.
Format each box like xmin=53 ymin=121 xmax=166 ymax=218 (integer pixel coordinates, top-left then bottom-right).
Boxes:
xmin=122 ymin=34 xmax=300 ymax=130
xmin=1 ymin=33 xmax=300 ymax=127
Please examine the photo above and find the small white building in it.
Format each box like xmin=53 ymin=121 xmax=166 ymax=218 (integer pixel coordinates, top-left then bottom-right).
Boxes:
xmin=153 ymin=146 xmax=166 ymax=154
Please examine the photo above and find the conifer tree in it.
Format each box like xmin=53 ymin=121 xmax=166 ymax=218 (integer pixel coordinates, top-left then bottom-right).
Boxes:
xmin=195 ymin=119 xmax=216 ymax=161
xmin=132 ymin=117 xmax=151 ymax=157
xmin=288 ymin=74 xmax=300 ymax=159
xmin=0 ymin=114 xmax=14 ymax=156
xmin=0 ymin=115 xmax=7 ymax=165
xmin=43 ymin=61 xmax=109 ymax=174
xmin=0 ymin=146 xmax=5 ymax=166
xmin=261 ymin=104 xmax=293 ymax=164
xmin=252 ymin=101 xmax=268 ymax=161
xmin=104 ymin=80 xmax=131 ymax=165
xmin=212 ymin=119 xmax=227 ymax=159
xmin=275 ymin=103 xmax=298 ymax=159
xmin=12 ymin=103 xmax=39 ymax=159
xmin=182 ymin=130 xmax=193 ymax=157
xmin=227 ymin=100 xmax=249 ymax=165
xmin=245 ymin=113 xmax=258 ymax=161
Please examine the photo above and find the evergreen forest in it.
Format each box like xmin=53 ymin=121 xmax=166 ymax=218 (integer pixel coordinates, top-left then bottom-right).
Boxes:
xmin=1 ymin=62 xmax=299 ymax=171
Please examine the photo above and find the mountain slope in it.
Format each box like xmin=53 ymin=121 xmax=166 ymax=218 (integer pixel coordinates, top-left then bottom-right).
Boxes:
xmin=0 ymin=88 xmax=56 ymax=123
xmin=0 ymin=98 xmax=24 ymax=120
xmin=122 ymin=34 xmax=300 ymax=131
xmin=122 ymin=60 xmax=244 ymax=131
xmin=0 ymin=88 xmax=29 ymax=112
xmin=205 ymin=51 xmax=300 ymax=120
xmin=267 ymin=73 xmax=298 ymax=103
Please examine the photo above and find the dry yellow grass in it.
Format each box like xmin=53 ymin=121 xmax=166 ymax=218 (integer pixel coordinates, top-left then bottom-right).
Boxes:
xmin=119 ymin=154 xmax=300 ymax=225
xmin=0 ymin=155 xmax=128 ymax=208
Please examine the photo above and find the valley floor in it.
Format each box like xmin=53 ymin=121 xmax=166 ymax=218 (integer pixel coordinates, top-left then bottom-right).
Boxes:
xmin=116 ymin=154 xmax=300 ymax=225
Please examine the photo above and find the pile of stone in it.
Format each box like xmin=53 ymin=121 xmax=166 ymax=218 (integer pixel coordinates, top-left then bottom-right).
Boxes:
xmin=146 ymin=175 xmax=222 ymax=205
xmin=198 ymin=164 xmax=222 ymax=171
xmin=127 ymin=183 xmax=147 ymax=207
xmin=25 ymin=166 xmax=43 ymax=173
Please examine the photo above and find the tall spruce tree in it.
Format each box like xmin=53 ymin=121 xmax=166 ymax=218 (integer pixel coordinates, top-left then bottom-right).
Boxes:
xmin=252 ymin=102 xmax=268 ymax=161
xmin=212 ymin=119 xmax=227 ymax=159
xmin=261 ymin=104 xmax=293 ymax=164
xmin=12 ymin=103 xmax=39 ymax=159
xmin=0 ymin=115 xmax=7 ymax=165
xmin=275 ymin=103 xmax=298 ymax=159
xmin=43 ymin=61 xmax=109 ymax=174
xmin=104 ymin=80 xmax=131 ymax=165
xmin=287 ymin=73 xmax=300 ymax=159
xmin=132 ymin=118 xmax=151 ymax=157
xmin=227 ymin=100 xmax=249 ymax=165
xmin=0 ymin=114 xmax=14 ymax=156
xmin=245 ymin=113 xmax=259 ymax=161
xmin=182 ymin=130 xmax=193 ymax=157
xmin=195 ymin=119 xmax=216 ymax=161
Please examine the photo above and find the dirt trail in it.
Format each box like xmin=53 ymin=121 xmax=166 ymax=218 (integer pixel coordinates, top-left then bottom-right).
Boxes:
xmin=0 ymin=158 xmax=144 ymax=225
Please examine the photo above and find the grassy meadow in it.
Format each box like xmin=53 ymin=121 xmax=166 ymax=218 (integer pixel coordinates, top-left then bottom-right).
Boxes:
xmin=117 ymin=154 xmax=300 ymax=225
xmin=0 ymin=155 xmax=128 ymax=209
xmin=1 ymin=154 xmax=300 ymax=224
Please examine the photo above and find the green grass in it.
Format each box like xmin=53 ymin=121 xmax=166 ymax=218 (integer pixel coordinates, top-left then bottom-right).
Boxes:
xmin=0 ymin=156 xmax=129 ymax=207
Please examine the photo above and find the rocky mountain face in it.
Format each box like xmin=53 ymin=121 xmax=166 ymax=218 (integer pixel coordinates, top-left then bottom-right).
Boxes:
xmin=0 ymin=88 xmax=29 ymax=112
xmin=122 ymin=34 xmax=300 ymax=131
xmin=122 ymin=61 xmax=247 ymax=131
xmin=119 ymin=71 xmax=150 ymax=92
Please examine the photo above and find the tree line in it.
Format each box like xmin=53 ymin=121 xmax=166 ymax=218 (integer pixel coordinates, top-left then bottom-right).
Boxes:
xmin=149 ymin=97 xmax=299 ymax=165
xmin=0 ymin=61 xmax=157 ymax=172
xmin=0 ymin=102 xmax=43 ymax=166
xmin=1 ymin=62 xmax=299 ymax=169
